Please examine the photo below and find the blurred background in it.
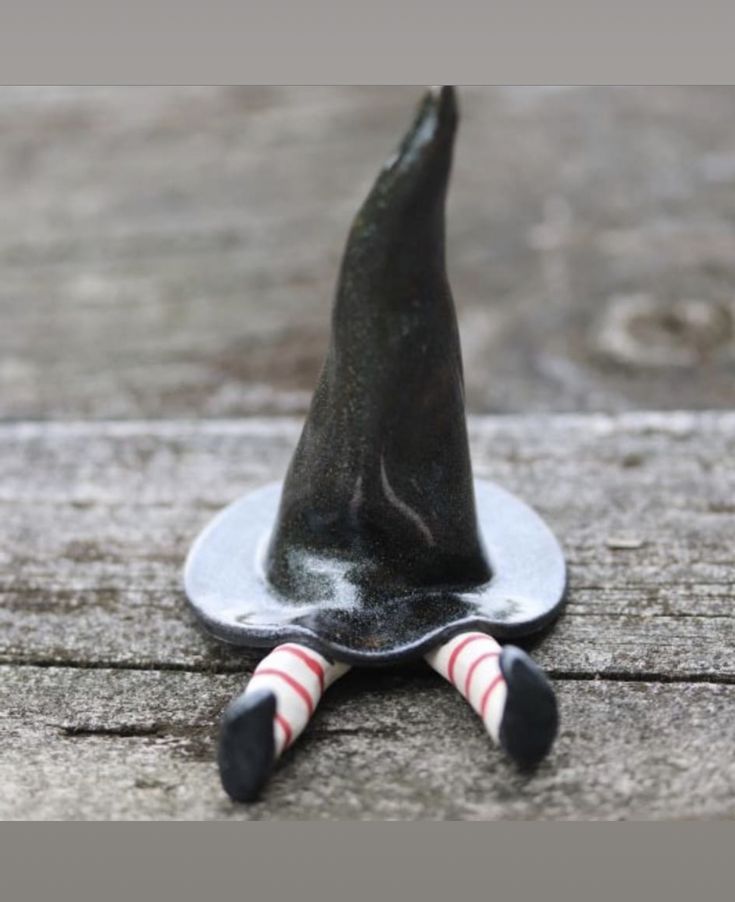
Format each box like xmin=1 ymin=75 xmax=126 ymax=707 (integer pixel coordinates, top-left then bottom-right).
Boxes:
xmin=1 ymin=85 xmax=734 ymax=420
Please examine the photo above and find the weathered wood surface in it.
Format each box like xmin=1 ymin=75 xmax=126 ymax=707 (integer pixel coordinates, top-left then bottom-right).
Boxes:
xmin=1 ymin=413 xmax=734 ymax=819
xmin=2 ymin=86 xmax=735 ymax=819
xmin=3 ymin=667 xmax=734 ymax=820
xmin=2 ymin=86 xmax=735 ymax=420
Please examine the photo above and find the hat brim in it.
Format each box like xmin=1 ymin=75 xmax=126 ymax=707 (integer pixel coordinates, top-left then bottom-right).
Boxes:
xmin=183 ymin=480 xmax=566 ymax=666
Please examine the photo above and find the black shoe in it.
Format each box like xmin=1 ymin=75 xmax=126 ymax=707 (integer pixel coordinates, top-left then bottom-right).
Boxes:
xmin=498 ymin=645 xmax=558 ymax=769
xmin=218 ymin=689 xmax=276 ymax=802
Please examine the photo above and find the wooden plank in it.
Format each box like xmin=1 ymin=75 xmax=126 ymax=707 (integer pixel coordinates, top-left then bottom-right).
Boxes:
xmin=2 ymin=665 xmax=733 ymax=820
xmin=2 ymin=87 xmax=735 ymax=419
xmin=1 ymin=412 xmax=733 ymax=678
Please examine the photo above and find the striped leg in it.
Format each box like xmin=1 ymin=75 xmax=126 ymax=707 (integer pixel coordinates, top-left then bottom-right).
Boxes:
xmin=425 ymin=632 xmax=558 ymax=768
xmin=218 ymin=644 xmax=350 ymax=802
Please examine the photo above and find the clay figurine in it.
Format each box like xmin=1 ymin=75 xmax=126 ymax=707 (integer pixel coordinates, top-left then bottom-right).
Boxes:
xmin=184 ymin=86 xmax=566 ymax=802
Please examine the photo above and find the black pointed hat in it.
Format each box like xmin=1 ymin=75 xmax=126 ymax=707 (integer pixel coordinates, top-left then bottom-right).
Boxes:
xmin=185 ymin=87 xmax=566 ymax=664
xmin=266 ymin=86 xmax=490 ymax=600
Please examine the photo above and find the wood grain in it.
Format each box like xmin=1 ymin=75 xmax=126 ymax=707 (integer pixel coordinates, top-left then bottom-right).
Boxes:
xmin=2 ymin=666 xmax=733 ymax=820
xmin=3 ymin=87 xmax=735 ymax=819
xmin=2 ymin=413 xmax=733 ymax=680
xmin=2 ymin=86 xmax=735 ymax=420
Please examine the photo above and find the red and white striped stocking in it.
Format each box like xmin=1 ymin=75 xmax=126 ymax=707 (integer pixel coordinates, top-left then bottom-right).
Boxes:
xmin=425 ymin=630 xmax=558 ymax=767
xmin=424 ymin=631 xmax=508 ymax=744
xmin=220 ymin=632 xmax=556 ymax=801
xmin=246 ymin=643 xmax=350 ymax=757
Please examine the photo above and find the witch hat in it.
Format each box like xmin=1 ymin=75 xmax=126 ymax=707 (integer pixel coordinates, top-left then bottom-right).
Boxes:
xmin=184 ymin=86 xmax=566 ymax=664
xmin=266 ymin=86 xmax=490 ymax=601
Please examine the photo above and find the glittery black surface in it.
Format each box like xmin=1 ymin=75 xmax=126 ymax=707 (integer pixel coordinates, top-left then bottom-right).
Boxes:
xmin=184 ymin=87 xmax=566 ymax=664
xmin=266 ymin=86 xmax=492 ymax=603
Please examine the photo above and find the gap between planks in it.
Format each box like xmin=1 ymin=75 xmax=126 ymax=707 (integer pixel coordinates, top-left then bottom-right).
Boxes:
xmin=4 ymin=657 xmax=735 ymax=687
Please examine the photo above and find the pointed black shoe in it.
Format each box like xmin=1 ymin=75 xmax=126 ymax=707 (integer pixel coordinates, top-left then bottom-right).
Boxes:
xmin=217 ymin=689 xmax=276 ymax=803
xmin=498 ymin=645 xmax=558 ymax=769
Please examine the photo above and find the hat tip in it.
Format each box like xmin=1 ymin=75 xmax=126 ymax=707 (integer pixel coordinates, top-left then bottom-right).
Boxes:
xmin=390 ymin=85 xmax=457 ymax=167
xmin=425 ymin=84 xmax=459 ymax=130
